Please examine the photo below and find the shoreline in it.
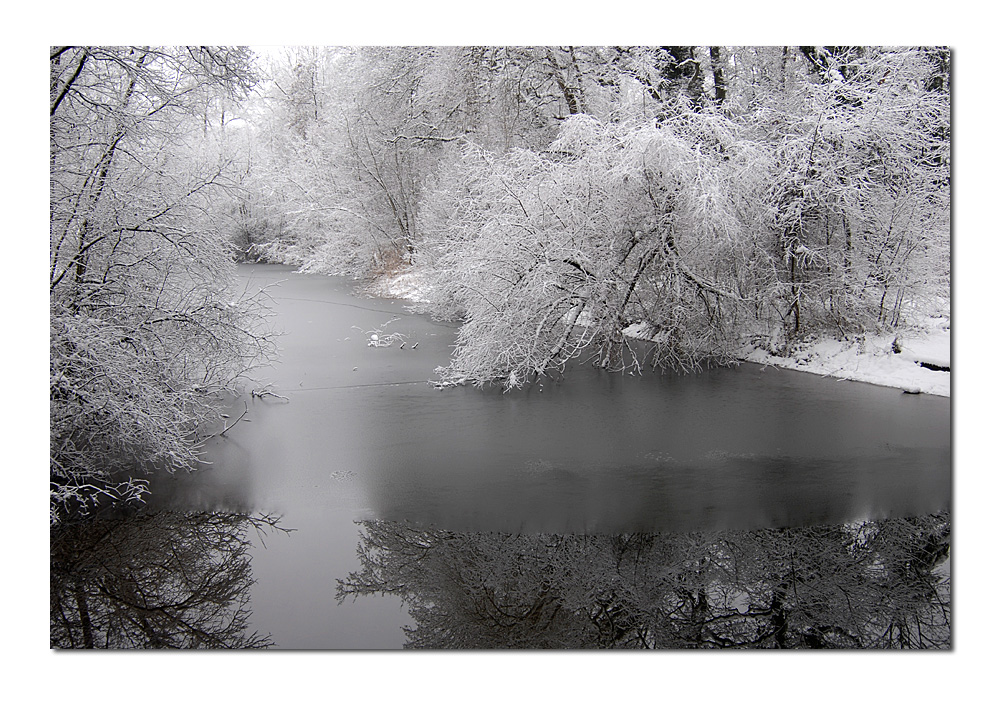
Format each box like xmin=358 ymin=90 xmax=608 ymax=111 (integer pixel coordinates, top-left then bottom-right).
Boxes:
xmin=735 ymin=329 xmax=950 ymax=397
xmin=364 ymin=268 xmax=951 ymax=398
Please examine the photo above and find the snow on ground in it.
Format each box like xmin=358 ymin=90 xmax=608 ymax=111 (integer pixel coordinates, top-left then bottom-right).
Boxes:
xmin=369 ymin=268 xmax=951 ymax=397
xmin=738 ymin=327 xmax=951 ymax=397
xmin=363 ymin=268 xmax=434 ymax=303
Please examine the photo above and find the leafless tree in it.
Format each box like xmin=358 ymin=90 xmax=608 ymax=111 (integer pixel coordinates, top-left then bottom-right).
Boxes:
xmin=50 ymin=47 xmax=277 ymax=522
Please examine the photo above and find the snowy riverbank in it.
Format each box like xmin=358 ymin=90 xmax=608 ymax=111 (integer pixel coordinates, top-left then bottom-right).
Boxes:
xmin=736 ymin=325 xmax=951 ymax=398
xmin=365 ymin=269 xmax=951 ymax=398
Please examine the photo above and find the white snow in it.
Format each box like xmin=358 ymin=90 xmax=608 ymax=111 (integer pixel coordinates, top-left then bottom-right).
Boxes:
xmin=901 ymin=335 xmax=951 ymax=369
xmin=738 ymin=327 xmax=950 ymax=397
xmin=364 ymin=269 xmax=434 ymax=303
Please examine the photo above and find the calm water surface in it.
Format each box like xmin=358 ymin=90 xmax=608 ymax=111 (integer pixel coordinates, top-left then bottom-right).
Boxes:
xmin=141 ymin=265 xmax=950 ymax=648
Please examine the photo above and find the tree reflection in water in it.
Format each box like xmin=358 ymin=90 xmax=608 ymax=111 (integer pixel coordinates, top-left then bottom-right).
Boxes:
xmin=51 ymin=511 xmax=289 ymax=649
xmin=337 ymin=513 xmax=950 ymax=649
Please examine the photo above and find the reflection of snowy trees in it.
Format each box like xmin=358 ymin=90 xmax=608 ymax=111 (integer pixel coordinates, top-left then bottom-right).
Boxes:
xmin=337 ymin=513 xmax=950 ymax=649
xmin=50 ymin=511 xmax=288 ymax=649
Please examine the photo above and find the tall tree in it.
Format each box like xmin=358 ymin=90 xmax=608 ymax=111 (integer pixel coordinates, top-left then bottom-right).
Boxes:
xmin=709 ymin=46 xmax=727 ymax=102
xmin=750 ymin=47 xmax=951 ymax=338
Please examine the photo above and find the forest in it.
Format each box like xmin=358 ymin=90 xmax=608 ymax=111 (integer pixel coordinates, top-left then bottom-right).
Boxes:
xmin=49 ymin=46 xmax=951 ymax=520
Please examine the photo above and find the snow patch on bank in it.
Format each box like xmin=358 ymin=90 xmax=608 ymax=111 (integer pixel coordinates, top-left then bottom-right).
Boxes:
xmin=364 ymin=268 xmax=434 ymax=303
xmin=623 ymin=318 xmax=951 ymax=397
xmin=738 ymin=327 xmax=951 ymax=397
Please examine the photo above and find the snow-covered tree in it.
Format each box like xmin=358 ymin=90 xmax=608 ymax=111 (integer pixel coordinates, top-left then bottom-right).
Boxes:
xmin=746 ymin=47 xmax=950 ymax=338
xmin=167 ymin=46 xmax=950 ymax=391
xmin=50 ymin=46 xmax=276 ymax=522
xmin=414 ymin=47 xmax=949 ymax=386
xmin=420 ymin=111 xmax=768 ymax=387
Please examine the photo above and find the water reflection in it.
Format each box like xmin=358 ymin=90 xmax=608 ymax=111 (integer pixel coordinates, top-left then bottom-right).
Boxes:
xmin=337 ymin=513 xmax=950 ymax=649
xmin=50 ymin=510 xmax=290 ymax=649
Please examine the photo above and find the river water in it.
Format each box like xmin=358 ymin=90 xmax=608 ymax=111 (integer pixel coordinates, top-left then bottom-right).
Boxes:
xmin=130 ymin=265 xmax=951 ymax=648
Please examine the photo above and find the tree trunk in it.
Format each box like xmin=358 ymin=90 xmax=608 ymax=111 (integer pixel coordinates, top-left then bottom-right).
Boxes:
xmin=545 ymin=47 xmax=584 ymax=116
xmin=709 ymin=46 xmax=726 ymax=102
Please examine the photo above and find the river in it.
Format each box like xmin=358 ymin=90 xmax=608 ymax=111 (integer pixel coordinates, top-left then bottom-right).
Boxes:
xmin=59 ymin=264 xmax=952 ymax=649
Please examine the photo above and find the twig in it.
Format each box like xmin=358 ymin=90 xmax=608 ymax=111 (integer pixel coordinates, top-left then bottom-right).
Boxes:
xmin=207 ymin=401 xmax=248 ymax=439
xmin=251 ymin=386 xmax=290 ymax=402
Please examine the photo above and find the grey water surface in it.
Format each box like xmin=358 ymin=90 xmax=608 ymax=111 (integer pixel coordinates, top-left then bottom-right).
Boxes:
xmin=140 ymin=264 xmax=950 ymax=649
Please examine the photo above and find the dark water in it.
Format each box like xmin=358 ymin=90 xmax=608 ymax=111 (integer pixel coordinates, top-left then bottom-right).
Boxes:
xmin=86 ymin=265 xmax=952 ymax=648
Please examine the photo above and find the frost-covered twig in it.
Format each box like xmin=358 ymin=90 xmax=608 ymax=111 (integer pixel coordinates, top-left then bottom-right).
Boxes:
xmin=251 ymin=385 xmax=289 ymax=402
xmin=205 ymin=401 xmax=250 ymax=439
xmin=50 ymin=477 xmax=149 ymax=525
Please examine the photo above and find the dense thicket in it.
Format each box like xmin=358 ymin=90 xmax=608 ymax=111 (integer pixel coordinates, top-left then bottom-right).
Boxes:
xmin=50 ymin=46 xmax=276 ymax=522
xmin=239 ymin=46 xmax=949 ymax=389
